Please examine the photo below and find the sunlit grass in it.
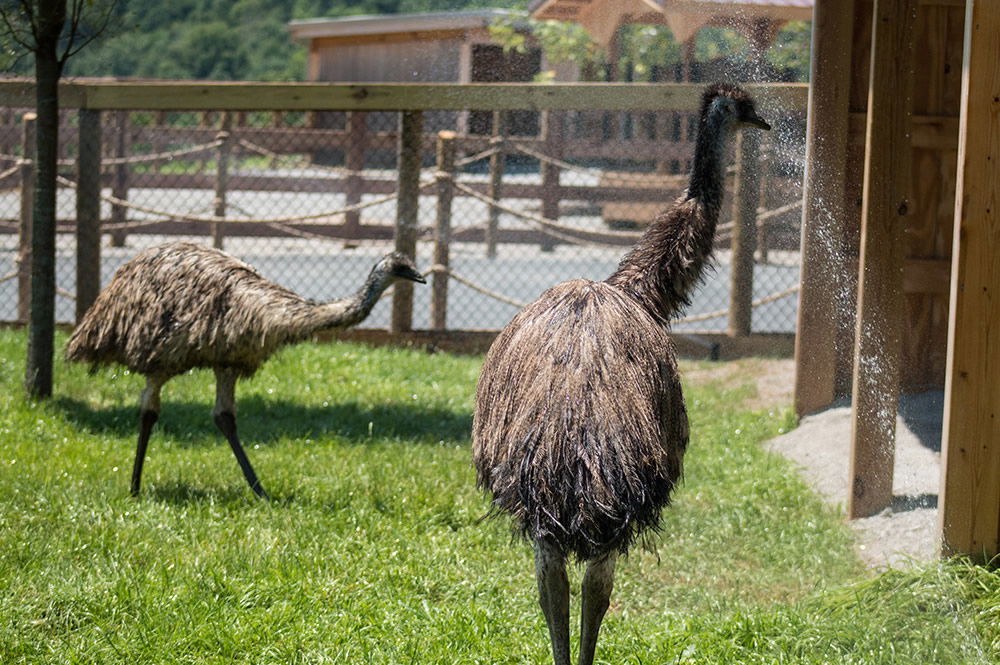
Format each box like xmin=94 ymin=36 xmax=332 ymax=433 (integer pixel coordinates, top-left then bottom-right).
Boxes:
xmin=0 ymin=330 xmax=997 ymax=664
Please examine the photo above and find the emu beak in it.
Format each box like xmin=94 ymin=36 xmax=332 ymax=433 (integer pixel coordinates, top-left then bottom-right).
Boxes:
xmin=403 ymin=269 xmax=427 ymax=284
xmin=745 ymin=113 xmax=771 ymax=131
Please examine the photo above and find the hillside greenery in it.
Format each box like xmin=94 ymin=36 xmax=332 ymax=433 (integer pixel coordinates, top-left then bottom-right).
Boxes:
xmin=4 ymin=0 xmax=527 ymax=81
xmin=3 ymin=0 xmax=809 ymax=83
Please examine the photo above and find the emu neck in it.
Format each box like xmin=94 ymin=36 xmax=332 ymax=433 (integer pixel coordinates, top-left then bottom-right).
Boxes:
xmin=304 ymin=272 xmax=387 ymax=333
xmin=606 ymin=110 xmax=734 ymax=323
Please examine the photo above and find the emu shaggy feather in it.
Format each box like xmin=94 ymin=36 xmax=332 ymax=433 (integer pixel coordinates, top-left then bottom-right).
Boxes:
xmin=474 ymin=280 xmax=687 ymax=560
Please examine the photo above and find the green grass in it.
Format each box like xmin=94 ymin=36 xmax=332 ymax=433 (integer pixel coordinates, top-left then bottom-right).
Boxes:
xmin=0 ymin=330 xmax=998 ymax=664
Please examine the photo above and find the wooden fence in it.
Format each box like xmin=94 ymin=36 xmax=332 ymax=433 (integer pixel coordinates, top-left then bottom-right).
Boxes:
xmin=0 ymin=80 xmax=807 ymax=354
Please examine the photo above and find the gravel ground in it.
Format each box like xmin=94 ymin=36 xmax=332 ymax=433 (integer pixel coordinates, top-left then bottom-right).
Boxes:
xmin=686 ymin=358 xmax=943 ymax=569
xmin=765 ymin=386 xmax=943 ymax=569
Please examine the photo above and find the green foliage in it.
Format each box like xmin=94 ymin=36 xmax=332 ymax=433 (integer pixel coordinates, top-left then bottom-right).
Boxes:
xmin=1 ymin=329 xmax=998 ymax=663
xmin=6 ymin=0 xmax=528 ymax=80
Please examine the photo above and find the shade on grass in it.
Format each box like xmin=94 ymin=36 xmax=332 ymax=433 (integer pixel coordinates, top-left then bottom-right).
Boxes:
xmin=0 ymin=330 xmax=997 ymax=664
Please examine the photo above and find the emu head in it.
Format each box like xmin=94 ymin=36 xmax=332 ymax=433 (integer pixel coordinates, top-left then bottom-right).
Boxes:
xmin=702 ymin=83 xmax=771 ymax=131
xmin=373 ymin=251 xmax=426 ymax=287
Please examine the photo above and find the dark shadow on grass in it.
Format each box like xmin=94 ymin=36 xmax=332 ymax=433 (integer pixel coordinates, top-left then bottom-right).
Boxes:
xmin=53 ymin=395 xmax=472 ymax=447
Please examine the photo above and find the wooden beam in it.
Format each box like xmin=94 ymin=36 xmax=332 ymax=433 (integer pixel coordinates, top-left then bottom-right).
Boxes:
xmin=0 ymin=80 xmax=809 ymax=113
xmin=794 ymin=0 xmax=854 ymax=417
xmin=940 ymin=0 xmax=1000 ymax=558
xmin=848 ymin=0 xmax=916 ymax=519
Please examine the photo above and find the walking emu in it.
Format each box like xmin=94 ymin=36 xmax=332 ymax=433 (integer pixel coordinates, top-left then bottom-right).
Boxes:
xmin=473 ymin=83 xmax=769 ymax=665
xmin=66 ymin=242 xmax=425 ymax=499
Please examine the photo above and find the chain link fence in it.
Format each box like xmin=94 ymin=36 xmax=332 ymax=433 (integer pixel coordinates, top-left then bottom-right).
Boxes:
xmin=0 ymin=84 xmax=805 ymax=339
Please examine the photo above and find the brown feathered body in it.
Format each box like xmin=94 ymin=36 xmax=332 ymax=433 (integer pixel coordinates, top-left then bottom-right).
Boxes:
xmin=473 ymin=83 xmax=766 ymax=562
xmin=66 ymin=242 xmax=415 ymax=378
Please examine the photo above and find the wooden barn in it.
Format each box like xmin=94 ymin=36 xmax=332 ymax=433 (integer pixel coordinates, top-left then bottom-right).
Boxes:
xmin=288 ymin=9 xmax=572 ymax=136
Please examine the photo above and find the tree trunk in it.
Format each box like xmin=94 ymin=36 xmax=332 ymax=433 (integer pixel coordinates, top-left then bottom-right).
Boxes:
xmin=25 ymin=0 xmax=67 ymax=399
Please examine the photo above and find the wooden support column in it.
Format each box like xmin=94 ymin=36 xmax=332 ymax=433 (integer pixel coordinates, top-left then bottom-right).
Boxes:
xmin=17 ymin=113 xmax=36 ymax=324
xmin=794 ymin=0 xmax=855 ymax=417
xmin=431 ymin=131 xmax=456 ymax=331
xmin=940 ymin=0 xmax=1000 ymax=559
xmin=540 ymin=110 xmax=563 ymax=252
xmin=391 ymin=110 xmax=423 ymax=334
xmin=848 ymin=0 xmax=916 ymax=519
xmin=344 ymin=111 xmax=368 ymax=240
xmin=485 ymin=110 xmax=505 ymax=259
xmin=211 ymin=112 xmax=232 ymax=249
xmin=728 ymin=129 xmax=761 ymax=337
xmin=109 ymin=111 xmax=129 ymax=247
xmin=75 ymin=109 xmax=102 ymax=323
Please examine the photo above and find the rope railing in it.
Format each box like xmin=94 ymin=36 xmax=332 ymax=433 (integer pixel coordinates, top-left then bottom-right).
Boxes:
xmin=53 ymin=173 xmax=439 ymax=228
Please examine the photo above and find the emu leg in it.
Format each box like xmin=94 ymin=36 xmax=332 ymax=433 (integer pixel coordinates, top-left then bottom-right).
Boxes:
xmin=534 ymin=538 xmax=571 ymax=665
xmin=578 ymin=554 xmax=616 ymax=665
xmin=213 ymin=369 xmax=268 ymax=499
xmin=131 ymin=377 xmax=164 ymax=496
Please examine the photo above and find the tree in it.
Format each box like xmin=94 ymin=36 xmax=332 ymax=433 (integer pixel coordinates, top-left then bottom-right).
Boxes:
xmin=0 ymin=0 xmax=118 ymax=398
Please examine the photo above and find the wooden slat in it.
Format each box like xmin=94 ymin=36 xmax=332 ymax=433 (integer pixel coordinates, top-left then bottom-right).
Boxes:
xmin=0 ymin=81 xmax=809 ymax=113
xmin=848 ymin=0 xmax=917 ymax=519
xmin=794 ymin=0 xmax=855 ymax=417
xmin=940 ymin=0 xmax=1000 ymax=558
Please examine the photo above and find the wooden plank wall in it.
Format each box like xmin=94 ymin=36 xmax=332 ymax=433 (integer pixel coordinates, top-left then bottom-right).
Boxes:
xmin=834 ymin=0 xmax=964 ymax=396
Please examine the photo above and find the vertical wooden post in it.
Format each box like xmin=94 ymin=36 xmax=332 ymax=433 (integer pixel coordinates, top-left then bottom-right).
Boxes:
xmin=75 ymin=109 xmax=102 ymax=323
xmin=540 ymin=110 xmax=563 ymax=252
xmin=344 ymin=111 xmax=368 ymax=241
xmin=794 ymin=0 xmax=855 ymax=417
xmin=109 ymin=111 xmax=129 ymax=247
xmin=848 ymin=0 xmax=916 ymax=519
xmin=391 ymin=110 xmax=423 ymax=334
xmin=17 ymin=113 xmax=36 ymax=324
xmin=212 ymin=112 xmax=232 ymax=250
xmin=728 ymin=129 xmax=761 ymax=337
xmin=940 ymin=0 xmax=1000 ymax=559
xmin=432 ymin=131 xmax=456 ymax=331
xmin=485 ymin=110 xmax=505 ymax=259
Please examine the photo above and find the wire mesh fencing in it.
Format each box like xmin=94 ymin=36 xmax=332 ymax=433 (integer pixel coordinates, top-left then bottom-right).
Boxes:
xmin=0 ymin=86 xmax=805 ymax=338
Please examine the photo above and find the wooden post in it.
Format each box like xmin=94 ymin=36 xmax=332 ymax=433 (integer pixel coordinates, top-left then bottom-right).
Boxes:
xmin=212 ymin=112 xmax=232 ymax=250
xmin=794 ymin=0 xmax=855 ymax=417
xmin=432 ymin=131 xmax=456 ymax=331
xmin=540 ymin=110 xmax=563 ymax=252
xmin=728 ymin=129 xmax=761 ymax=337
xmin=17 ymin=113 xmax=36 ymax=324
xmin=848 ymin=0 xmax=916 ymax=519
xmin=75 ymin=109 xmax=102 ymax=323
xmin=344 ymin=111 xmax=368 ymax=241
xmin=940 ymin=0 xmax=1000 ymax=559
xmin=485 ymin=110 xmax=505 ymax=259
xmin=391 ymin=110 xmax=423 ymax=334
xmin=109 ymin=111 xmax=129 ymax=247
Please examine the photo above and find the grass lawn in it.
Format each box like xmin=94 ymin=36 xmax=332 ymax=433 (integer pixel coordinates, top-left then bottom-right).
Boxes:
xmin=0 ymin=329 xmax=997 ymax=664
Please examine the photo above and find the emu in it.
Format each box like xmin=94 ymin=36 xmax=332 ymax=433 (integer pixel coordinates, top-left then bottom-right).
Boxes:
xmin=65 ymin=242 xmax=425 ymax=499
xmin=472 ymin=83 xmax=769 ymax=665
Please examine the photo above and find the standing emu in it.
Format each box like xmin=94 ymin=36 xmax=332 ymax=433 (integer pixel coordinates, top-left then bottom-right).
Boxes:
xmin=65 ymin=241 xmax=425 ymax=499
xmin=473 ymin=83 xmax=769 ymax=665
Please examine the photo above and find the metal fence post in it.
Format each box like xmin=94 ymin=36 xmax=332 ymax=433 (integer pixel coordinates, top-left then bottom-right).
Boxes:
xmin=391 ymin=110 xmax=423 ymax=334
xmin=432 ymin=131 xmax=456 ymax=331
xmin=212 ymin=112 xmax=232 ymax=249
xmin=728 ymin=129 xmax=761 ymax=337
xmin=75 ymin=109 xmax=102 ymax=323
xmin=17 ymin=113 xmax=36 ymax=324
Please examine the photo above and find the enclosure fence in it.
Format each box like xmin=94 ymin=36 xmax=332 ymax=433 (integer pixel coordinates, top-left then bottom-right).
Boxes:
xmin=0 ymin=81 xmax=807 ymax=353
